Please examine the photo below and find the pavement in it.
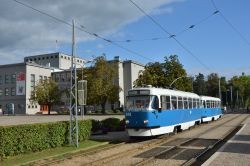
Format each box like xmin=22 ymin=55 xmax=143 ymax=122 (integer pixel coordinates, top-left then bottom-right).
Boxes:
xmin=0 ymin=114 xmax=124 ymax=126
xmin=203 ymin=115 xmax=250 ymax=166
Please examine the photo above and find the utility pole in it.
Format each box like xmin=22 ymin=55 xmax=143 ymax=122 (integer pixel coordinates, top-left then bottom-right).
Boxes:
xmin=230 ymin=86 xmax=233 ymax=109
xmin=236 ymin=90 xmax=239 ymax=109
xmin=219 ymin=78 xmax=221 ymax=101
xmin=69 ymin=19 xmax=79 ymax=147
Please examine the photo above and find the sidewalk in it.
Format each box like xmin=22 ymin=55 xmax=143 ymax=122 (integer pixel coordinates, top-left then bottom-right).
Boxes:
xmin=203 ymin=116 xmax=250 ymax=166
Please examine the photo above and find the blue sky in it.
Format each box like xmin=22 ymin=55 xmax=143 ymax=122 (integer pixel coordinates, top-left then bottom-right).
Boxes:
xmin=0 ymin=0 xmax=249 ymax=78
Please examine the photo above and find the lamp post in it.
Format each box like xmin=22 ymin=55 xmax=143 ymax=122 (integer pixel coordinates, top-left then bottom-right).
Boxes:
xmin=169 ymin=76 xmax=193 ymax=91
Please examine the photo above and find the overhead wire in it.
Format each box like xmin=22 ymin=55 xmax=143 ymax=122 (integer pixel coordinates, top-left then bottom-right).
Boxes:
xmin=210 ymin=0 xmax=250 ymax=46
xmin=128 ymin=0 xmax=212 ymax=72
xmin=12 ymin=0 xmax=156 ymax=62
xmin=113 ymin=10 xmax=219 ymax=43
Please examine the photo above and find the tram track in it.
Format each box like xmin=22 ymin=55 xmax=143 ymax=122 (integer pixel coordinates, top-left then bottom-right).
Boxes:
xmin=29 ymin=114 xmax=245 ymax=166
xmin=134 ymin=114 xmax=248 ymax=166
xmin=84 ymin=114 xmax=242 ymax=166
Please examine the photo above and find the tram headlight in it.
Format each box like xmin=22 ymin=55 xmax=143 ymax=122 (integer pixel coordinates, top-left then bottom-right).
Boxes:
xmin=125 ymin=120 xmax=129 ymax=124
xmin=143 ymin=120 xmax=149 ymax=124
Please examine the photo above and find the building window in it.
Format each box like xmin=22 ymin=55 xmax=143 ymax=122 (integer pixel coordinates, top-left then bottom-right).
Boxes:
xmin=11 ymin=87 xmax=15 ymax=96
xmin=55 ymin=74 xmax=60 ymax=82
xmin=51 ymin=56 xmax=53 ymax=59
xmin=42 ymin=57 xmax=45 ymax=60
xmin=34 ymin=58 xmax=36 ymax=61
xmin=5 ymin=75 xmax=10 ymax=84
xmin=39 ymin=75 xmax=43 ymax=82
xmin=38 ymin=58 xmax=40 ymax=60
xmin=30 ymin=59 xmax=32 ymax=61
xmin=5 ymin=88 xmax=9 ymax=96
xmin=0 ymin=89 xmax=3 ymax=96
xmin=55 ymin=55 xmax=58 ymax=58
xmin=46 ymin=57 xmax=49 ymax=59
xmin=64 ymin=56 xmax=67 ymax=59
xmin=44 ymin=76 xmax=47 ymax=80
xmin=11 ymin=74 xmax=16 ymax=84
xmin=31 ymin=74 xmax=35 ymax=95
xmin=68 ymin=57 xmax=70 ymax=60
xmin=0 ymin=75 xmax=2 ymax=85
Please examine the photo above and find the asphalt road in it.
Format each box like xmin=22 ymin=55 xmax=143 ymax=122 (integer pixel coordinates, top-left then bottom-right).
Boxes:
xmin=0 ymin=114 xmax=125 ymax=126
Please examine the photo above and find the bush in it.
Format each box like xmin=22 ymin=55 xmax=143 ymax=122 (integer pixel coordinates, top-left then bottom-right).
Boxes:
xmin=91 ymin=119 xmax=102 ymax=132
xmin=0 ymin=120 xmax=92 ymax=158
xmin=101 ymin=118 xmax=121 ymax=132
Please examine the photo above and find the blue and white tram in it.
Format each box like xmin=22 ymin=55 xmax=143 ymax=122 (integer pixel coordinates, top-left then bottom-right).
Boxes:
xmin=200 ymin=96 xmax=222 ymax=122
xmin=125 ymin=87 xmax=203 ymax=137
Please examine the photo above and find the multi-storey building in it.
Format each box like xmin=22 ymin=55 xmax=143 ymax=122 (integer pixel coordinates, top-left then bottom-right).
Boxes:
xmin=0 ymin=62 xmax=52 ymax=114
xmin=52 ymin=56 xmax=145 ymax=110
xmin=0 ymin=53 xmax=144 ymax=114
xmin=24 ymin=52 xmax=85 ymax=70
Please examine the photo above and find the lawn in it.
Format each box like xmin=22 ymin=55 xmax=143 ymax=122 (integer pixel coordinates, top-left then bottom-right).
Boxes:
xmin=0 ymin=140 xmax=108 ymax=166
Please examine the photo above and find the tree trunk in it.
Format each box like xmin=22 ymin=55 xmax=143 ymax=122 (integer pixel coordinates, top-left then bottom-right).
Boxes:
xmin=101 ymin=102 xmax=106 ymax=114
xmin=48 ymin=105 xmax=51 ymax=115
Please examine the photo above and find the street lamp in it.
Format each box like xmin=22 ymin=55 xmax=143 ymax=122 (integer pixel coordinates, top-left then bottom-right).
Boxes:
xmin=169 ymin=76 xmax=193 ymax=91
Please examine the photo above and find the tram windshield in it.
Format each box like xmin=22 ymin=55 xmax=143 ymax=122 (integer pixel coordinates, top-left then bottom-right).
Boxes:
xmin=126 ymin=96 xmax=152 ymax=111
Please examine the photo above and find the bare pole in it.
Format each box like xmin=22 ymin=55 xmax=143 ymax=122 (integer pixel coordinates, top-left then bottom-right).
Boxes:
xmin=70 ymin=19 xmax=78 ymax=147
xmin=219 ymin=78 xmax=221 ymax=101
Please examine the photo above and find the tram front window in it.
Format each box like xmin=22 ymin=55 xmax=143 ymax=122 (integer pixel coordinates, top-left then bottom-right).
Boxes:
xmin=126 ymin=96 xmax=151 ymax=111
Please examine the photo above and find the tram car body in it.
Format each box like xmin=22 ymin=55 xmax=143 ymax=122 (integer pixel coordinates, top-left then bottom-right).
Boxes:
xmin=200 ymin=96 xmax=222 ymax=122
xmin=125 ymin=87 xmax=222 ymax=137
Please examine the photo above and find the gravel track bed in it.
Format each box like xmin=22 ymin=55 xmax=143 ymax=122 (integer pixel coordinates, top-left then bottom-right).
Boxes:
xmin=42 ymin=114 xmax=247 ymax=166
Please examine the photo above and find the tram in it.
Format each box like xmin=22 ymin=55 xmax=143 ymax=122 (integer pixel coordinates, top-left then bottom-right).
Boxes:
xmin=125 ymin=87 xmax=222 ymax=137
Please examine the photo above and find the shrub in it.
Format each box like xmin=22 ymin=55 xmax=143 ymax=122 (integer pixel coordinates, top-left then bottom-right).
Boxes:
xmin=91 ymin=119 xmax=102 ymax=132
xmin=101 ymin=118 xmax=121 ymax=132
xmin=0 ymin=119 xmax=92 ymax=158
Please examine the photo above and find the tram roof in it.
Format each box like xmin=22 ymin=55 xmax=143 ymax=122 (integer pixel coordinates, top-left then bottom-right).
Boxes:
xmin=130 ymin=87 xmax=200 ymax=98
xmin=200 ymin=96 xmax=221 ymax=101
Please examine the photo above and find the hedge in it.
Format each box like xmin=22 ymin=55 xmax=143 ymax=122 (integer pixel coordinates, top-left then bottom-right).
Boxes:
xmin=0 ymin=119 xmax=92 ymax=158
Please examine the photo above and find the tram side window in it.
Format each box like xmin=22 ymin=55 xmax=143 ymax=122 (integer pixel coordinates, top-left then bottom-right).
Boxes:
xmin=183 ymin=97 xmax=188 ymax=109
xmin=152 ymin=96 xmax=159 ymax=110
xmin=193 ymin=99 xmax=197 ymax=109
xmin=171 ymin=96 xmax=177 ymax=110
xmin=178 ymin=97 xmax=183 ymax=109
xmin=203 ymin=100 xmax=206 ymax=108
xmin=206 ymin=100 xmax=211 ymax=108
xmin=197 ymin=99 xmax=200 ymax=108
xmin=161 ymin=96 xmax=171 ymax=110
xmin=188 ymin=98 xmax=192 ymax=109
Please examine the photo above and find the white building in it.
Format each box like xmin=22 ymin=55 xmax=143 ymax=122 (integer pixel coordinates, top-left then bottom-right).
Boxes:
xmin=0 ymin=53 xmax=144 ymax=114
xmin=0 ymin=62 xmax=52 ymax=114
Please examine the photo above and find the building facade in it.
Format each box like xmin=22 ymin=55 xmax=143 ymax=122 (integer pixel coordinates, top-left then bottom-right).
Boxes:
xmin=0 ymin=62 xmax=52 ymax=114
xmin=0 ymin=53 xmax=144 ymax=114
xmin=24 ymin=52 xmax=86 ymax=70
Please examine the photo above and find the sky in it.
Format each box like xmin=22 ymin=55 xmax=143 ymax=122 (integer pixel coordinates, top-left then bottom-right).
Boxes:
xmin=0 ymin=0 xmax=249 ymax=79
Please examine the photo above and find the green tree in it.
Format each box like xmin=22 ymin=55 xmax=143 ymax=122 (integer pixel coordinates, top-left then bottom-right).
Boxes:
xmin=134 ymin=55 xmax=192 ymax=91
xmin=193 ymin=73 xmax=207 ymax=95
xmin=206 ymin=73 xmax=220 ymax=97
xmin=229 ymin=75 xmax=250 ymax=107
xmin=30 ymin=79 xmax=61 ymax=115
xmin=80 ymin=56 xmax=121 ymax=113
xmin=134 ymin=62 xmax=165 ymax=87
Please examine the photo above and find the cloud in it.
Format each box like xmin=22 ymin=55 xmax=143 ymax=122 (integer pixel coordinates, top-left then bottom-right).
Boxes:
xmin=96 ymin=44 xmax=104 ymax=49
xmin=0 ymin=0 xmax=180 ymax=64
